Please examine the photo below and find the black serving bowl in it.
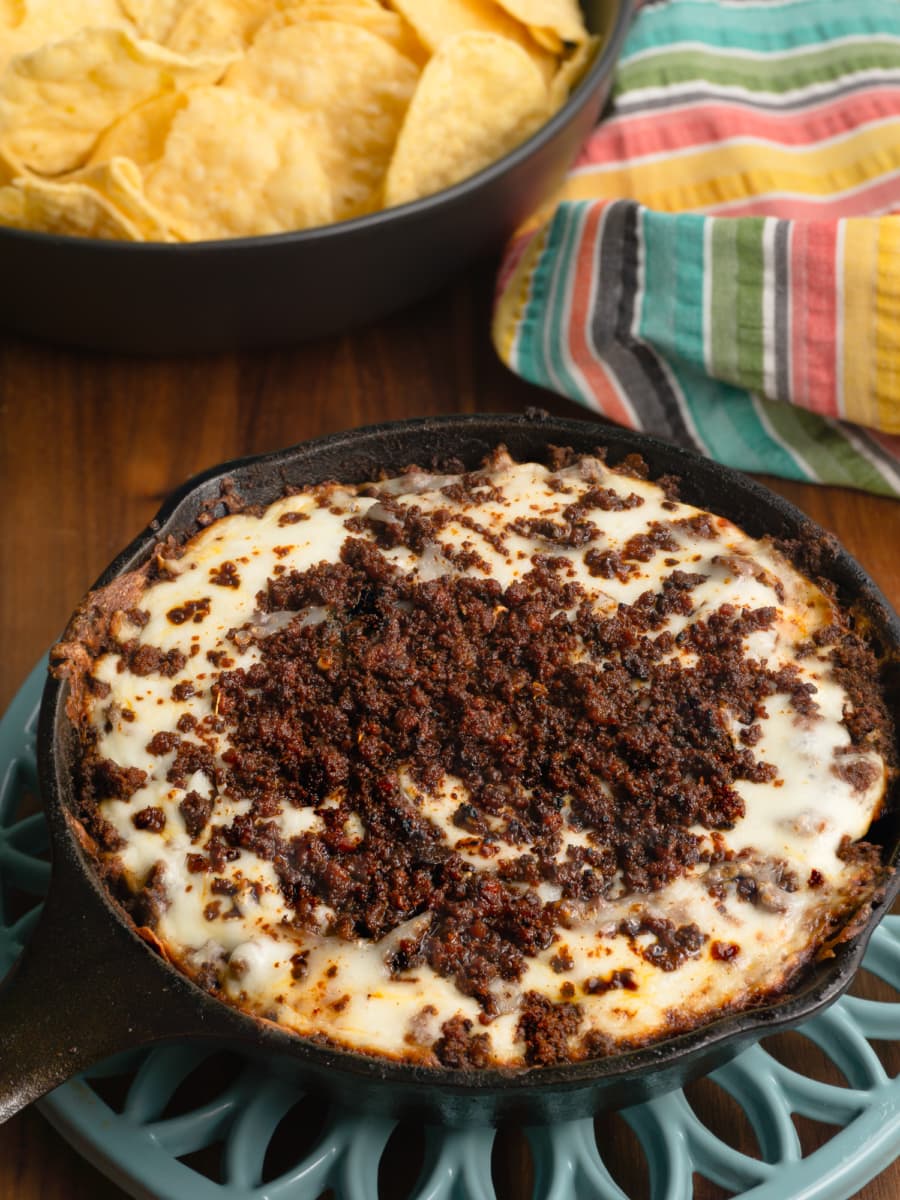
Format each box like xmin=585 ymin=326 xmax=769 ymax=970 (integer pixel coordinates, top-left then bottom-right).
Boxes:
xmin=0 ymin=1 xmax=633 ymax=354
xmin=1 ymin=413 xmax=898 ymax=1127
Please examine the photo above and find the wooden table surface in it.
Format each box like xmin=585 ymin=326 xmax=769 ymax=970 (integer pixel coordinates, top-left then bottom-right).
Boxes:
xmin=0 ymin=260 xmax=898 ymax=1200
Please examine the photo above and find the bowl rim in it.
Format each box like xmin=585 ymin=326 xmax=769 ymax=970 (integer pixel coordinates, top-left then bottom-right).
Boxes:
xmin=37 ymin=412 xmax=900 ymax=1097
xmin=0 ymin=0 xmax=634 ymax=256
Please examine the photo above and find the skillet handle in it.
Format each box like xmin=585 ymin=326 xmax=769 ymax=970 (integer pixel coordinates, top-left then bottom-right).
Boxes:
xmin=0 ymin=871 xmax=200 ymax=1124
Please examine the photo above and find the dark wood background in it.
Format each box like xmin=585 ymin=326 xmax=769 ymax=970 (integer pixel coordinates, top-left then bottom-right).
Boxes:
xmin=1 ymin=260 xmax=897 ymax=1199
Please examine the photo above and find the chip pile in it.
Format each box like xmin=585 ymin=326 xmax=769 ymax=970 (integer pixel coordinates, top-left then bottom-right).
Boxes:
xmin=0 ymin=0 xmax=595 ymax=241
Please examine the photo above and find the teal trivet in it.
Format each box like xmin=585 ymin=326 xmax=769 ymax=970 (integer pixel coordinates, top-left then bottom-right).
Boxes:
xmin=2 ymin=660 xmax=899 ymax=1200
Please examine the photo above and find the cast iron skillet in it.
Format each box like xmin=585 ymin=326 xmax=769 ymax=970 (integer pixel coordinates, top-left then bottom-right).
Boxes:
xmin=0 ymin=0 xmax=632 ymax=354
xmin=0 ymin=413 xmax=898 ymax=1127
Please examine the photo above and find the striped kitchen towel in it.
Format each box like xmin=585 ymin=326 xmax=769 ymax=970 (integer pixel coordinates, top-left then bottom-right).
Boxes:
xmin=493 ymin=0 xmax=900 ymax=496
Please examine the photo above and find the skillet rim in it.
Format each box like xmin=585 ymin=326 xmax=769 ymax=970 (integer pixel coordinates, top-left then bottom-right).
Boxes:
xmin=37 ymin=411 xmax=900 ymax=1100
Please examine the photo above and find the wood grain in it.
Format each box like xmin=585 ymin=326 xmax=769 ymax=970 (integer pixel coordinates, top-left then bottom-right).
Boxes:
xmin=0 ymin=261 xmax=897 ymax=1199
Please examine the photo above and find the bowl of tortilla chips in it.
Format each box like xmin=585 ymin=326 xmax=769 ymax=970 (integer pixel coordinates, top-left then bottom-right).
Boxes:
xmin=0 ymin=0 xmax=632 ymax=351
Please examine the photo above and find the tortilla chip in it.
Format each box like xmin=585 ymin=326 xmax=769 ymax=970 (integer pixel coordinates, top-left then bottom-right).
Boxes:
xmin=226 ymin=21 xmax=420 ymax=219
xmin=69 ymin=155 xmax=174 ymax=238
xmin=0 ymin=0 xmax=130 ymax=71
xmin=167 ymin=0 xmax=272 ymax=55
xmin=386 ymin=0 xmax=556 ymax=84
xmin=494 ymin=0 xmax=588 ymax=47
xmin=0 ymin=27 xmax=234 ymax=175
xmin=0 ymin=171 xmax=147 ymax=238
xmin=257 ymin=3 xmax=427 ymax=65
xmin=89 ymin=91 xmax=188 ymax=167
xmin=548 ymin=34 xmax=599 ymax=111
xmin=119 ymin=0 xmax=192 ymax=41
xmin=142 ymin=86 xmax=334 ymax=238
xmin=385 ymin=31 xmax=547 ymax=208
xmin=0 ymin=0 xmax=24 ymax=30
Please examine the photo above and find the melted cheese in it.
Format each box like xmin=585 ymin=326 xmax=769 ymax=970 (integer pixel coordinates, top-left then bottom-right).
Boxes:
xmin=80 ymin=453 xmax=887 ymax=1065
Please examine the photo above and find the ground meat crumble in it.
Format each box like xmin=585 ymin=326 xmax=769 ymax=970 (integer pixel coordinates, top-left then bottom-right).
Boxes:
xmin=62 ymin=450 xmax=895 ymax=1070
xmin=191 ymin=533 xmax=840 ymax=1035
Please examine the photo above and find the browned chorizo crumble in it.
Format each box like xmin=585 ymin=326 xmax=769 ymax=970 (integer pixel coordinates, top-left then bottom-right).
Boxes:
xmin=202 ymin=542 xmax=799 ymax=1019
xmin=57 ymin=445 xmax=895 ymax=1071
